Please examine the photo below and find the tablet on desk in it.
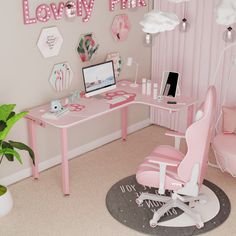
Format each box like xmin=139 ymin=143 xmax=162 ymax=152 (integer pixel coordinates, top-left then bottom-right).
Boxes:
xmin=160 ymin=71 xmax=180 ymax=97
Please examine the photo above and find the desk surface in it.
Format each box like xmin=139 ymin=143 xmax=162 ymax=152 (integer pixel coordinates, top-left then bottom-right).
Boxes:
xmin=27 ymin=80 xmax=197 ymax=129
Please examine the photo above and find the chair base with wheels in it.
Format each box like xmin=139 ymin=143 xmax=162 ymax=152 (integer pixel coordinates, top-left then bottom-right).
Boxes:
xmin=136 ymin=191 xmax=206 ymax=228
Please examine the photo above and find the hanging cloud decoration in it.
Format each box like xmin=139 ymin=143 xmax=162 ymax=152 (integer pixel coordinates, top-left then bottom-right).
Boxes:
xmin=167 ymin=0 xmax=190 ymax=3
xmin=216 ymin=0 xmax=236 ymax=26
xmin=140 ymin=11 xmax=180 ymax=34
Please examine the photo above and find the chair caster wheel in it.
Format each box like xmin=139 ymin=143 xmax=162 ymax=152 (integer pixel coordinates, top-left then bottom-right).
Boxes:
xmin=196 ymin=222 xmax=204 ymax=229
xmin=149 ymin=220 xmax=157 ymax=228
xmin=136 ymin=199 xmax=143 ymax=206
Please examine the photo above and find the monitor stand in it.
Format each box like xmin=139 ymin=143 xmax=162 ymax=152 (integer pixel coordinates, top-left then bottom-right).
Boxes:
xmin=93 ymin=94 xmax=105 ymax=100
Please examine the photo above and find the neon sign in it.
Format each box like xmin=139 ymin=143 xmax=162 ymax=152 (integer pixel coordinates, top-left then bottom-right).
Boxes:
xmin=22 ymin=0 xmax=147 ymax=25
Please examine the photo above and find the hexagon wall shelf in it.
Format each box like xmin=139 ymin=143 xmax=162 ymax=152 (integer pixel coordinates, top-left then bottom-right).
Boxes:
xmin=77 ymin=33 xmax=99 ymax=62
xmin=49 ymin=62 xmax=73 ymax=92
xmin=37 ymin=27 xmax=63 ymax=58
xmin=111 ymin=14 xmax=131 ymax=42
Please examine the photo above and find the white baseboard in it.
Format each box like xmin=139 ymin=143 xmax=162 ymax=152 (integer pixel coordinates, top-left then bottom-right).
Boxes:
xmin=0 ymin=119 xmax=151 ymax=186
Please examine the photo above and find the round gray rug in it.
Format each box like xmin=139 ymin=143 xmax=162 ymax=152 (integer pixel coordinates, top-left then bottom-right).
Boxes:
xmin=106 ymin=175 xmax=230 ymax=236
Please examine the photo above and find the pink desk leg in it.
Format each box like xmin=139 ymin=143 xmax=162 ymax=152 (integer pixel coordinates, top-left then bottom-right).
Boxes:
xmin=121 ymin=107 xmax=128 ymax=141
xmin=28 ymin=119 xmax=39 ymax=179
xmin=187 ymin=104 xmax=195 ymax=127
xmin=61 ymin=128 xmax=70 ymax=196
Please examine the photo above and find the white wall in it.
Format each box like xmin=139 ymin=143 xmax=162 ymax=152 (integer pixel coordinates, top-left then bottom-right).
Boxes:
xmin=0 ymin=1 xmax=151 ymax=180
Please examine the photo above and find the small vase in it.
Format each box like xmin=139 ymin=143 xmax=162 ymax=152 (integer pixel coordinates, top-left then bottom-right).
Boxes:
xmin=0 ymin=186 xmax=13 ymax=217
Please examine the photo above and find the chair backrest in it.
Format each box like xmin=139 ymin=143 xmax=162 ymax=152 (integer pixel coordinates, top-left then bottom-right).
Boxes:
xmin=178 ymin=86 xmax=216 ymax=186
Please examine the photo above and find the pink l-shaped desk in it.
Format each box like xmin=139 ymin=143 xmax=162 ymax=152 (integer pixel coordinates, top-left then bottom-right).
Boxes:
xmin=26 ymin=80 xmax=197 ymax=195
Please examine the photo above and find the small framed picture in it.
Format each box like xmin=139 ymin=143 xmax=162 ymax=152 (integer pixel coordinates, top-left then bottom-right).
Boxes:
xmin=106 ymin=52 xmax=122 ymax=78
xmin=77 ymin=33 xmax=99 ymax=62
xmin=37 ymin=27 xmax=63 ymax=58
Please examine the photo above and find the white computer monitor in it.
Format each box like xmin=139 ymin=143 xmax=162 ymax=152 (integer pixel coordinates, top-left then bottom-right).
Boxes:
xmin=82 ymin=61 xmax=116 ymax=98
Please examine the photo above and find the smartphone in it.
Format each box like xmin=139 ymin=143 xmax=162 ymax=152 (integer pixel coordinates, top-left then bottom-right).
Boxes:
xmin=163 ymin=72 xmax=179 ymax=97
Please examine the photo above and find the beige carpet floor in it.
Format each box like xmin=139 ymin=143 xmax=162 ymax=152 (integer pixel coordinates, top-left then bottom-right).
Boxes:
xmin=0 ymin=125 xmax=235 ymax=236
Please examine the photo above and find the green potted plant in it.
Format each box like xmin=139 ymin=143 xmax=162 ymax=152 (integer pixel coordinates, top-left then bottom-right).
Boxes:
xmin=0 ymin=104 xmax=34 ymax=217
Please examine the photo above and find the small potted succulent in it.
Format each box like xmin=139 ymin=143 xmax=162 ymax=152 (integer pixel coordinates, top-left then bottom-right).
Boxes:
xmin=0 ymin=104 xmax=34 ymax=217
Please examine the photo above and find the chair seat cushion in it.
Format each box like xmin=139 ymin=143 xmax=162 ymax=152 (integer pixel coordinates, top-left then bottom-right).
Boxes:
xmin=212 ymin=134 xmax=236 ymax=176
xmin=146 ymin=145 xmax=185 ymax=162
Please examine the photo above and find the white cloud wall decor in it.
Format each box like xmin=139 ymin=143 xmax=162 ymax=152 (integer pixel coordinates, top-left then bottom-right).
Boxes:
xmin=140 ymin=10 xmax=179 ymax=34
xmin=216 ymin=0 xmax=236 ymax=26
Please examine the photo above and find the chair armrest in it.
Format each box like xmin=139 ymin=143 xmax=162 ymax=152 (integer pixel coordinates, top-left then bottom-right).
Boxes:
xmin=165 ymin=130 xmax=185 ymax=139
xmin=165 ymin=131 xmax=185 ymax=150
xmin=147 ymin=154 xmax=179 ymax=195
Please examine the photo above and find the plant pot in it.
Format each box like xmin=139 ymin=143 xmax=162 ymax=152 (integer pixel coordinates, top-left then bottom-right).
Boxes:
xmin=0 ymin=185 xmax=13 ymax=217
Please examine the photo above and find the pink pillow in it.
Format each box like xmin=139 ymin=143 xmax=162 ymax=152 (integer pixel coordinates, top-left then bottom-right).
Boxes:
xmin=222 ymin=106 xmax=236 ymax=134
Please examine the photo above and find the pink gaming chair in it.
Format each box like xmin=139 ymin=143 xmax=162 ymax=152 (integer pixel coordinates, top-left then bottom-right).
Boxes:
xmin=136 ymin=86 xmax=216 ymax=228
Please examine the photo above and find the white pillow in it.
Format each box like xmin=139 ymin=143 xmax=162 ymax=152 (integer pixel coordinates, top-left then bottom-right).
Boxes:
xmin=222 ymin=106 xmax=236 ymax=134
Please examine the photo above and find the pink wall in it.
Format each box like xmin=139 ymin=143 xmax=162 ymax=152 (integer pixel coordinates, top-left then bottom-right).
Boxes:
xmin=151 ymin=0 xmax=236 ymax=132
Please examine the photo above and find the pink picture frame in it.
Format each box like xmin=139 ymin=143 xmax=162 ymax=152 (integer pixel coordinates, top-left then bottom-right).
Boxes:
xmin=77 ymin=33 xmax=99 ymax=62
xmin=106 ymin=52 xmax=122 ymax=78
